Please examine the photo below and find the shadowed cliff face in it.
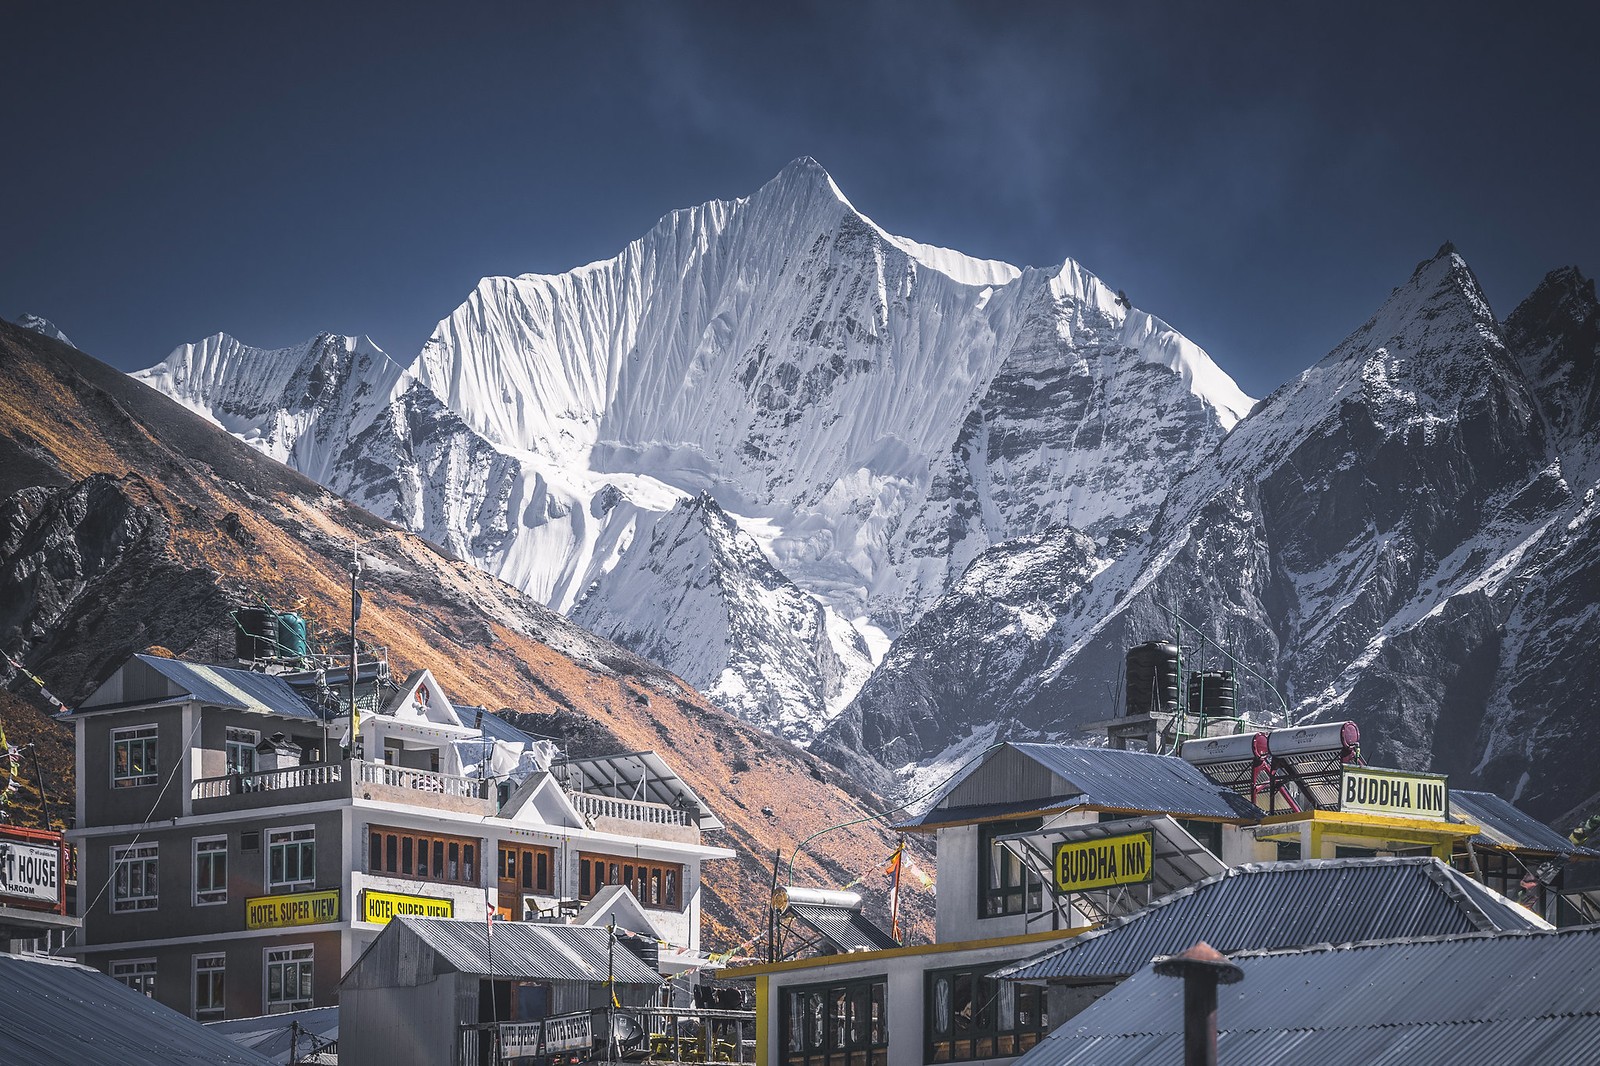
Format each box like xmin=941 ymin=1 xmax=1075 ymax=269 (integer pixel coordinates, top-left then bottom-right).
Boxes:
xmin=826 ymin=253 xmax=1600 ymax=826
xmin=0 ymin=320 xmax=932 ymax=949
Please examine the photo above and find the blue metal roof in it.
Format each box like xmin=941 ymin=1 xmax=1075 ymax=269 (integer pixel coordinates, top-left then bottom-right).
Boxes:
xmin=997 ymin=857 xmax=1547 ymax=982
xmin=899 ymin=796 xmax=1085 ymax=830
xmin=206 ymin=1006 xmax=338 ymax=1065
xmin=112 ymin=654 xmax=327 ymax=721
xmin=1009 ymin=743 xmax=1262 ymax=820
xmin=1016 ymin=925 xmax=1600 ymax=1066
xmin=0 ymin=953 xmax=275 ymax=1065
xmin=1453 ymin=790 xmax=1596 ymax=856
xmin=456 ymin=705 xmax=539 ymax=746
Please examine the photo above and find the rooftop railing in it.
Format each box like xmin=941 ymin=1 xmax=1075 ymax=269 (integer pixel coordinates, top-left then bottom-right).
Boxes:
xmin=354 ymin=760 xmax=488 ymax=799
xmin=192 ymin=759 xmax=488 ymax=803
xmin=193 ymin=762 xmax=345 ymax=800
xmin=566 ymin=790 xmax=694 ymax=827
xmin=459 ymin=1007 xmax=756 ymax=1066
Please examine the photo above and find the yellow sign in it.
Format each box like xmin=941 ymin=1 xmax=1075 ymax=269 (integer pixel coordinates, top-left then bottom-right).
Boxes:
xmin=1054 ymin=830 xmax=1154 ymax=892
xmin=246 ymin=890 xmax=340 ymax=929
xmin=362 ymin=889 xmax=455 ymax=925
xmin=1340 ymin=767 xmax=1448 ymax=820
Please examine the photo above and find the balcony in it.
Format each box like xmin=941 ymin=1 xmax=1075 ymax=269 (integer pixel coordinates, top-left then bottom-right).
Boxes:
xmin=566 ymin=791 xmax=699 ymax=843
xmin=354 ymin=761 xmax=493 ymax=814
xmin=190 ymin=760 xmax=493 ymax=816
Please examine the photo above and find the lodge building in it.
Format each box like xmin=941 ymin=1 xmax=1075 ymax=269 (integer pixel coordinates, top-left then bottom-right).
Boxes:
xmin=67 ymin=651 xmax=731 ymax=1021
xmin=723 ymin=726 xmax=1598 ymax=1066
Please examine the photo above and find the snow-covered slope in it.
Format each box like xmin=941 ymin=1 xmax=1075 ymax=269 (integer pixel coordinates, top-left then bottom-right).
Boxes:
xmin=823 ymin=248 xmax=1600 ymax=820
xmin=571 ymin=494 xmax=872 ymax=739
xmin=133 ymin=158 xmax=1248 ymax=740
xmin=412 ymin=158 xmax=1249 ymax=622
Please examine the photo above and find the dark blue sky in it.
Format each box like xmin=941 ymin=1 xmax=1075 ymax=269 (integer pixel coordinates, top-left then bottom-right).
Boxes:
xmin=4 ymin=2 xmax=1596 ymax=398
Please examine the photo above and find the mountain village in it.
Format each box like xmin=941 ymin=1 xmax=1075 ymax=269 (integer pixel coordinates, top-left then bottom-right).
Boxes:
xmin=3 ymin=156 xmax=1600 ymax=1064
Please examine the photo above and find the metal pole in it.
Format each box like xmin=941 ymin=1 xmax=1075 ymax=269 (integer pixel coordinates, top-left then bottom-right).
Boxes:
xmin=27 ymin=744 xmax=53 ymax=830
xmin=349 ymin=553 xmax=361 ymax=760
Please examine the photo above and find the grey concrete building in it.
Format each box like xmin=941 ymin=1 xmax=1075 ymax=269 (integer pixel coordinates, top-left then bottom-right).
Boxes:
xmin=69 ymin=652 xmax=731 ymax=1021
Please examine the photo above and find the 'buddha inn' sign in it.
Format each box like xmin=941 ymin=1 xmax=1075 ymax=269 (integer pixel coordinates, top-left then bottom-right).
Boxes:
xmin=1054 ymin=830 xmax=1154 ymax=892
xmin=1340 ymin=766 xmax=1448 ymax=820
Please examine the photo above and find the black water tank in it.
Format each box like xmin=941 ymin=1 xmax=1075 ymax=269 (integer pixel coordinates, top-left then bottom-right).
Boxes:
xmin=234 ymin=606 xmax=277 ymax=661
xmin=1187 ymin=670 xmax=1237 ymax=719
xmin=1125 ymin=641 xmax=1180 ymax=717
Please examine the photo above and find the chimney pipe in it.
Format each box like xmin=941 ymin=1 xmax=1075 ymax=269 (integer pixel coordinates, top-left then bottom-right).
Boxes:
xmin=1152 ymin=941 xmax=1244 ymax=1066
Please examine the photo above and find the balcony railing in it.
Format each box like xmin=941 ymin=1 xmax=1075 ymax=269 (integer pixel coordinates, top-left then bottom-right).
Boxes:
xmin=193 ymin=762 xmax=345 ymax=800
xmin=355 ymin=760 xmax=487 ymax=799
xmin=567 ymin=791 xmax=693 ymax=827
xmin=459 ymin=1007 xmax=756 ymax=1066
xmin=192 ymin=760 xmax=487 ymax=803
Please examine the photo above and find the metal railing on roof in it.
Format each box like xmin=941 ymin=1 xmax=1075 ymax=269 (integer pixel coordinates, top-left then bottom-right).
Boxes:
xmin=567 ymin=791 xmax=694 ymax=827
xmin=192 ymin=762 xmax=345 ymax=799
xmin=458 ymin=1007 xmax=756 ymax=1066
xmin=355 ymin=760 xmax=488 ymax=799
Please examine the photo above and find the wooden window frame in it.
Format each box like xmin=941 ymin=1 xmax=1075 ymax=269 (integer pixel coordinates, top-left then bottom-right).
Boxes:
xmin=367 ymin=825 xmax=481 ymax=887
xmin=578 ymin=852 xmax=684 ymax=911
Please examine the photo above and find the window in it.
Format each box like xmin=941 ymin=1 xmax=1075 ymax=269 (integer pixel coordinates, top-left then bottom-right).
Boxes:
xmin=194 ymin=836 xmax=228 ymax=905
xmin=225 ymin=727 xmax=258 ymax=775
xmin=267 ymin=827 xmax=316 ymax=891
xmin=111 ymin=725 xmax=158 ymax=788
xmin=926 ymin=965 xmax=1048 ymax=1062
xmin=265 ymin=945 xmax=314 ymax=1013
xmin=111 ymin=958 xmax=157 ymax=998
xmin=193 ymin=954 xmax=226 ymax=1021
xmin=781 ymin=975 xmax=887 ymax=1066
xmin=978 ymin=819 xmax=1041 ymax=918
xmin=578 ymin=853 xmax=682 ymax=910
xmin=1176 ymin=818 xmax=1223 ymax=857
xmin=112 ymin=842 xmax=159 ymax=912
xmin=367 ymin=825 xmax=480 ymax=887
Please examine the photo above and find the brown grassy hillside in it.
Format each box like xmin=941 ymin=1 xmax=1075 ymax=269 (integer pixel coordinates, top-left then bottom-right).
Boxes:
xmin=0 ymin=321 xmax=932 ymax=950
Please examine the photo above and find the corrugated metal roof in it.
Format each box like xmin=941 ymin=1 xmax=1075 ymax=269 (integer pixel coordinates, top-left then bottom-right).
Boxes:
xmin=0 ymin=953 xmax=275 ymax=1065
xmin=1010 ymin=744 xmax=1263 ymax=820
xmin=999 ymin=857 xmax=1547 ymax=982
xmin=786 ymin=903 xmax=901 ymax=953
xmin=899 ymin=796 xmax=1084 ymax=830
xmin=1014 ymin=925 xmax=1600 ymax=1066
xmin=206 ymin=1006 xmax=339 ymax=1065
xmin=1453 ymin=790 xmax=1597 ymax=856
xmin=454 ymin=706 xmax=539 ymax=746
xmin=127 ymin=654 xmax=326 ymax=721
xmin=398 ymin=917 xmax=663 ymax=985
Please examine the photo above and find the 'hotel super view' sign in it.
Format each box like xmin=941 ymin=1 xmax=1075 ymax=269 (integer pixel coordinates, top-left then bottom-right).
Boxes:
xmin=1054 ymin=830 xmax=1154 ymax=892
xmin=1340 ymin=766 xmax=1448 ymax=820
xmin=246 ymin=890 xmax=341 ymax=929
xmin=362 ymin=889 xmax=454 ymax=925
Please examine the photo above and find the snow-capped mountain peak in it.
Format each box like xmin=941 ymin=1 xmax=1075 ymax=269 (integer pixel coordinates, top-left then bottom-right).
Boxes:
xmin=131 ymin=159 xmax=1253 ymax=744
xmin=13 ymin=313 xmax=75 ymax=349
